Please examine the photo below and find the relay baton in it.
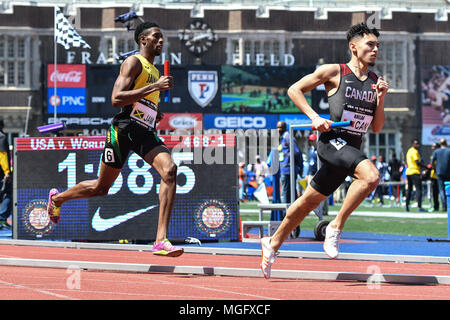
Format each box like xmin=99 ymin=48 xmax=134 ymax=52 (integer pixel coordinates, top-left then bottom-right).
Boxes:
xmin=293 ymin=120 xmax=353 ymax=131
xmin=327 ymin=120 xmax=352 ymax=128
xmin=288 ymin=119 xmax=353 ymax=204
xmin=164 ymin=60 xmax=170 ymax=102
xmin=316 ymin=120 xmax=352 ymax=130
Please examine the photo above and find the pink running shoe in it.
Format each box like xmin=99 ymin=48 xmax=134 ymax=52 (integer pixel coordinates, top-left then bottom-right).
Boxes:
xmin=47 ymin=188 xmax=61 ymax=224
xmin=152 ymin=239 xmax=184 ymax=257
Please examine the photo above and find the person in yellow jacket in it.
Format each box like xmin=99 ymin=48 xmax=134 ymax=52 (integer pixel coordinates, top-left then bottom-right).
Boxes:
xmin=0 ymin=118 xmax=11 ymax=228
xmin=405 ymin=139 xmax=426 ymax=212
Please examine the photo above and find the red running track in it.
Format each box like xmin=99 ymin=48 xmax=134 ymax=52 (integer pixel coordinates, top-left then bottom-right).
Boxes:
xmin=0 ymin=244 xmax=449 ymax=300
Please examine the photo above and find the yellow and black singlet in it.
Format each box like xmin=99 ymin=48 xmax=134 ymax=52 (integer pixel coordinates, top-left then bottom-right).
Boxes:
xmin=111 ymin=54 xmax=160 ymax=131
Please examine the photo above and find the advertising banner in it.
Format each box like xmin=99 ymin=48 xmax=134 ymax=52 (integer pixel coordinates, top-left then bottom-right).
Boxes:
xmin=47 ymin=64 xmax=87 ymax=115
xmin=47 ymin=87 xmax=86 ymax=114
xmin=45 ymin=64 xmax=118 ymax=132
xmin=156 ymin=113 xmax=203 ymax=131
xmin=203 ymin=114 xmax=278 ymax=129
xmin=85 ymin=64 xmax=121 ymax=118
xmin=47 ymin=64 xmax=86 ymax=88
xmin=421 ymin=65 xmax=450 ymax=145
xmin=14 ymin=135 xmax=239 ymax=242
xmin=221 ymin=65 xmax=329 ymax=114
xmin=161 ymin=65 xmax=222 ymax=113
xmin=45 ymin=64 xmax=222 ymax=132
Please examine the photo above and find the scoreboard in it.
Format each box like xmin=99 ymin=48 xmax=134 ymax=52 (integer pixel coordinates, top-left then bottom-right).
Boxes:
xmin=45 ymin=64 xmax=222 ymax=134
xmin=13 ymin=134 xmax=238 ymax=242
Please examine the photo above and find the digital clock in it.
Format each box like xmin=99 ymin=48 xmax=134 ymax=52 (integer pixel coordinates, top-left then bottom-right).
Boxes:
xmin=13 ymin=134 xmax=239 ymax=242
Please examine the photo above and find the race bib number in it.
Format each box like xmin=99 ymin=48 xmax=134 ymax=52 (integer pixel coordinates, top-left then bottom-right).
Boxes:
xmin=130 ymin=100 xmax=158 ymax=129
xmin=329 ymin=138 xmax=347 ymax=150
xmin=341 ymin=110 xmax=373 ymax=134
xmin=104 ymin=148 xmax=115 ymax=163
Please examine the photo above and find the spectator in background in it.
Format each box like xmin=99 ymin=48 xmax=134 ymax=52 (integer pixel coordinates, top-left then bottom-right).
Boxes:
xmin=238 ymin=162 xmax=247 ymax=202
xmin=374 ymin=155 xmax=389 ymax=205
xmin=368 ymin=156 xmax=377 ymax=203
xmin=432 ymin=138 xmax=450 ymax=212
xmin=428 ymin=142 xmax=440 ymax=212
xmin=377 ymin=155 xmax=390 ymax=181
xmin=388 ymin=152 xmax=403 ymax=182
xmin=388 ymin=153 xmax=404 ymax=202
xmin=405 ymin=139 xmax=426 ymax=212
xmin=254 ymin=155 xmax=269 ymax=185
xmin=0 ymin=119 xmax=11 ymax=229
xmin=246 ymin=164 xmax=257 ymax=201
xmin=276 ymin=121 xmax=303 ymax=204
xmin=306 ymin=133 xmax=318 ymax=185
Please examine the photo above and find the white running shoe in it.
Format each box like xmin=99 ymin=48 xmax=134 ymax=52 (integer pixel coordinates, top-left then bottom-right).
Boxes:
xmin=323 ymin=224 xmax=341 ymax=259
xmin=260 ymin=237 xmax=279 ymax=279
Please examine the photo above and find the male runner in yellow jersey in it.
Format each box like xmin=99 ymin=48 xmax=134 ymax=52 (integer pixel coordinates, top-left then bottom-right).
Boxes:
xmin=47 ymin=22 xmax=184 ymax=257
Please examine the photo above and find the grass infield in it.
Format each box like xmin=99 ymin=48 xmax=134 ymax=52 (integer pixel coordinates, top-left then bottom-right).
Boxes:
xmin=239 ymin=200 xmax=448 ymax=238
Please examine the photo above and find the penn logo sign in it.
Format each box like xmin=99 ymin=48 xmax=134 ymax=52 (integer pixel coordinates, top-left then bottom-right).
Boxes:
xmin=188 ymin=71 xmax=218 ymax=108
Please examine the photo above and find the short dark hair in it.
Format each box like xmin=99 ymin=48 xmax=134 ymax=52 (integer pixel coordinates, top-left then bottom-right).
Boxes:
xmin=134 ymin=22 xmax=160 ymax=44
xmin=346 ymin=22 xmax=379 ymax=43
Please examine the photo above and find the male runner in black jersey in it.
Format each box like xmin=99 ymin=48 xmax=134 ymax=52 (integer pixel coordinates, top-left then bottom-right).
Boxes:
xmin=260 ymin=23 xmax=389 ymax=278
xmin=47 ymin=22 xmax=184 ymax=257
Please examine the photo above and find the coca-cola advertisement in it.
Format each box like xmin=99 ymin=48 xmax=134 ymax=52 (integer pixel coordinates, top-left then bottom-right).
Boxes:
xmin=47 ymin=64 xmax=86 ymax=88
xmin=45 ymin=64 xmax=113 ymax=132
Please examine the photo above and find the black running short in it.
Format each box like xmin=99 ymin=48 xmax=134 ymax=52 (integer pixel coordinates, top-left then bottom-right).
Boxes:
xmin=309 ymin=130 xmax=367 ymax=196
xmin=102 ymin=124 xmax=169 ymax=169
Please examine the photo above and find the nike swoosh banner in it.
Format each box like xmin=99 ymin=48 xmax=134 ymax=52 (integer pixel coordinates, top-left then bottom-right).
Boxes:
xmin=14 ymin=134 xmax=239 ymax=241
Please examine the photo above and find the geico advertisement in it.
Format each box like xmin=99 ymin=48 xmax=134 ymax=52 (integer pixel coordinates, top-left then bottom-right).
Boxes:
xmin=203 ymin=114 xmax=278 ymax=129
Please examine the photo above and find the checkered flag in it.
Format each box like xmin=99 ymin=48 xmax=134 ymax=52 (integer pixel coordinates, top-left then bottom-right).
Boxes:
xmin=55 ymin=7 xmax=91 ymax=50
